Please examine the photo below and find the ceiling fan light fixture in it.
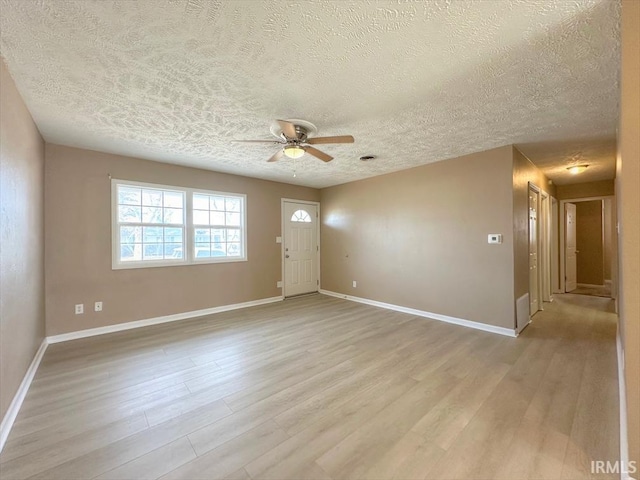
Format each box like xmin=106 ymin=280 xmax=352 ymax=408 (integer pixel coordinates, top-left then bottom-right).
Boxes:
xmin=283 ymin=145 xmax=305 ymax=159
xmin=567 ymin=164 xmax=589 ymax=175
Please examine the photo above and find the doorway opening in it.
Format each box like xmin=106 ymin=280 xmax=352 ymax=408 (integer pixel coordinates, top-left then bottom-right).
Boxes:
xmin=281 ymin=199 xmax=320 ymax=298
xmin=560 ymin=196 xmax=615 ymax=298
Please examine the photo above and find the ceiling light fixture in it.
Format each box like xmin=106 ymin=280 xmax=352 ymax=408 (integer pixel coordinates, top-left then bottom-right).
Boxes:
xmin=283 ymin=145 xmax=305 ymax=159
xmin=567 ymin=164 xmax=589 ymax=174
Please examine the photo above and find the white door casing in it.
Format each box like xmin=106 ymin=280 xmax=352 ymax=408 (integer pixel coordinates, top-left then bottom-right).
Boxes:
xmin=283 ymin=200 xmax=319 ymax=297
xmin=529 ymin=186 xmax=539 ymax=315
xmin=565 ymin=202 xmax=578 ymax=292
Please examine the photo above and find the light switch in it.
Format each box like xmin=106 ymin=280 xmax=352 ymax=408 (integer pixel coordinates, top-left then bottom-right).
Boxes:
xmin=276 ymin=236 xmax=282 ymax=244
xmin=488 ymin=234 xmax=502 ymax=244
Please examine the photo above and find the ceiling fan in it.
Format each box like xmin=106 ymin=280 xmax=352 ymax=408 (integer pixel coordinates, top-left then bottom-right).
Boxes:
xmin=235 ymin=119 xmax=354 ymax=163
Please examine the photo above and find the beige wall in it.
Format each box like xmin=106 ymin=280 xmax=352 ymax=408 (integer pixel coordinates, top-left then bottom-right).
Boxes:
xmin=556 ymin=179 xmax=614 ymax=200
xmin=512 ymin=147 xmax=556 ymax=304
xmin=320 ymin=146 xmax=516 ymax=329
xmin=44 ymin=145 xmax=319 ymax=336
xmin=618 ymin=0 xmax=640 ymax=468
xmin=0 ymin=60 xmax=46 ymax=419
xmin=575 ymin=201 xmax=604 ymax=285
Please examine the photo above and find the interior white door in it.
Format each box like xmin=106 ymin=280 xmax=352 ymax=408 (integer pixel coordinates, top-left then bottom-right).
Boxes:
xmin=283 ymin=201 xmax=318 ymax=297
xmin=565 ymin=202 xmax=578 ymax=292
xmin=529 ymin=187 xmax=539 ymax=315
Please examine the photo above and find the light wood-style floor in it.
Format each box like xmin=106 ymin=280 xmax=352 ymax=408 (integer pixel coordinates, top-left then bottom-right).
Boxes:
xmin=1 ymin=293 xmax=619 ymax=480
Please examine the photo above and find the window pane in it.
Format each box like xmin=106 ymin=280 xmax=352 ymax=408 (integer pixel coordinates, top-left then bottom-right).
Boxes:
xmin=227 ymin=243 xmax=241 ymax=256
xmin=118 ymin=187 xmax=141 ymax=206
xmin=164 ymin=243 xmax=182 ymax=258
xmin=142 ymin=206 xmax=163 ymax=223
xmin=194 ymin=228 xmax=210 ymax=243
xmin=210 ymin=196 xmax=225 ymax=210
xmin=120 ymin=244 xmax=141 ymax=261
xmin=225 ymin=212 xmax=241 ymax=226
xmin=142 ymin=189 xmax=163 ymax=206
xmin=211 ymin=211 xmax=225 ymax=225
xmin=211 ymin=229 xmax=225 ymax=242
xmin=193 ymin=209 xmax=209 ymax=225
xmin=164 ymin=227 xmax=182 ymax=243
xmin=119 ymin=205 xmax=141 ymax=223
xmin=163 ymin=208 xmax=183 ymax=224
xmin=226 ymin=229 xmax=240 ymax=242
xmin=143 ymin=244 xmax=163 ymax=260
xmin=225 ymin=197 xmax=241 ymax=212
xmin=120 ymin=226 xmax=141 ymax=243
xmin=164 ymin=191 xmax=183 ymax=208
xmin=193 ymin=194 xmax=209 ymax=210
xmin=211 ymin=244 xmax=226 ymax=256
xmin=195 ymin=243 xmax=211 ymax=258
xmin=143 ymin=226 xmax=163 ymax=243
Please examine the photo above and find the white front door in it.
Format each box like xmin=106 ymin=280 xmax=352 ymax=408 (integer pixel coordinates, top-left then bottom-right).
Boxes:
xmin=283 ymin=201 xmax=318 ymax=297
xmin=529 ymin=187 xmax=539 ymax=315
xmin=565 ymin=203 xmax=578 ymax=292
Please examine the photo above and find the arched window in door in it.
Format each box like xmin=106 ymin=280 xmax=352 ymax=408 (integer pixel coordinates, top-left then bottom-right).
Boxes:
xmin=291 ymin=209 xmax=312 ymax=222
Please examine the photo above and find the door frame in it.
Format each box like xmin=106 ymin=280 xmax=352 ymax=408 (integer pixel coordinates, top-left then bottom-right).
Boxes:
xmin=559 ymin=195 xmax=615 ymax=293
xmin=540 ymin=190 xmax=551 ymax=304
xmin=551 ymin=197 xmax=560 ymax=295
xmin=528 ymin=183 xmax=543 ymax=313
xmin=281 ymin=198 xmax=321 ymax=298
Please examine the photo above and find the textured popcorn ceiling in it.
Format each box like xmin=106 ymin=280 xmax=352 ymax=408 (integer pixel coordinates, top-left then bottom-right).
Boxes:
xmin=0 ymin=0 xmax=619 ymax=188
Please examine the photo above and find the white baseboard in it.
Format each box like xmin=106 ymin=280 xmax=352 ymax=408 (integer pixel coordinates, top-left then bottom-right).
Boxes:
xmin=319 ymin=290 xmax=517 ymax=337
xmin=0 ymin=338 xmax=48 ymax=453
xmin=1 ymin=296 xmax=283 ymax=453
xmin=617 ymin=329 xmax=630 ymax=480
xmin=577 ymin=283 xmax=607 ymax=288
xmin=47 ymin=296 xmax=283 ymax=344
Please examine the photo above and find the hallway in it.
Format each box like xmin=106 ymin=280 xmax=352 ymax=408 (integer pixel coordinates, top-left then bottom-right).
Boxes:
xmin=522 ymin=293 xmax=619 ymax=479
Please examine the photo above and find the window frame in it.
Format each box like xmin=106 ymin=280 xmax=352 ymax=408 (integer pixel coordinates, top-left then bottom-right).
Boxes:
xmin=111 ymin=179 xmax=247 ymax=270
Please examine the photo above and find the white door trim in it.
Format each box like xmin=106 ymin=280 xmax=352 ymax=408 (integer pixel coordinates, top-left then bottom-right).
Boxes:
xmin=281 ymin=198 xmax=320 ymax=297
xmin=540 ymin=191 xmax=551 ymax=304
xmin=551 ymin=197 xmax=560 ymax=295
xmin=559 ymin=195 xmax=614 ymax=293
xmin=528 ymin=183 xmax=542 ymax=314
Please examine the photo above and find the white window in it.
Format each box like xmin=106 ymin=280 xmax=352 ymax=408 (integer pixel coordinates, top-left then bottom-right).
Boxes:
xmin=291 ymin=209 xmax=312 ymax=223
xmin=112 ymin=180 xmax=246 ymax=269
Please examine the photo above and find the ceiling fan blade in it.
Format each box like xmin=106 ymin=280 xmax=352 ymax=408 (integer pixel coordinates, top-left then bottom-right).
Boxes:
xmin=233 ymin=140 xmax=283 ymax=144
xmin=305 ymin=146 xmax=333 ymax=163
xmin=267 ymin=149 xmax=285 ymax=163
xmin=306 ymin=135 xmax=354 ymax=145
xmin=277 ymin=119 xmax=298 ymax=139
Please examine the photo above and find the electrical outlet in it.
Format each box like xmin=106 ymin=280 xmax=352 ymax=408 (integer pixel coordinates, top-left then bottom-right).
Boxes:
xmin=95 ymin=301 xmax=103 ymax=312
xmin=352 ymin=280 xmax=357 ymax=288
xmin=75 ymin=304 xmax=84 ymax=315
xmin=277 ymin=281 xmax=283 ymax=288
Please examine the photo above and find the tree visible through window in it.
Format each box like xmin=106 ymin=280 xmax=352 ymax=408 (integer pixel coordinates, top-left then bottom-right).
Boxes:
xmin=117 ymin=185 xmax=185 ymax=262
xmin=291 ymin=209 xmax=312 ymax=222
xmin=113 ymin=180 xmax=246 ymax=268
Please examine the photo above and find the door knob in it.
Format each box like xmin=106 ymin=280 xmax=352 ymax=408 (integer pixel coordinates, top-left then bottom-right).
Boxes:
xmin=575 ymin=250 xmax=580 ymax=253
xmin=285 ymin=255 xmax=290 ymax=258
